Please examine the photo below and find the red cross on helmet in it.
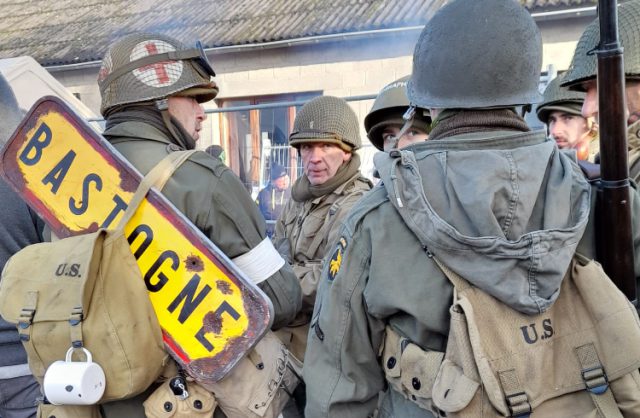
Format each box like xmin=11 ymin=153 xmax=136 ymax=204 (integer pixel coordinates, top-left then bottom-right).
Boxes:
xmin=98 ymin=32 xmax=219 ymax=116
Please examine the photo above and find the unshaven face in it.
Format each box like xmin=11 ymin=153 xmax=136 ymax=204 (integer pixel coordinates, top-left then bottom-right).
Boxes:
xmin=547 ymin=110 xmax=590 ymax=150
xmin=581 ymin=80 xmax=640 ymax=124
xmin=168 ymin=96 xmax=207 ymax=141
xmin=299 ymin=142 xmax=351 ymax=186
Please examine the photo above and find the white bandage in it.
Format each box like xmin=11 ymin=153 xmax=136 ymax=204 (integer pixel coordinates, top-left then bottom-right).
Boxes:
xmin=232 ymin=237 xmax=285 ymax=285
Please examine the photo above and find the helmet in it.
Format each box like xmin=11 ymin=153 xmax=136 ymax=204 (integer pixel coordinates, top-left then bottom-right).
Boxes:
xmin=407 ymin=0 xmax=543 ymax=109
xmin=289 ymin=96 xmax=361 ymax=151
xmin=364 ymin=76 xmax=431 ymax=151
xmin=536 ymin=76 xmax=585 ymax=124
xmin=98 ymin=32 xmax=219 ymax=116
xmin=0 ymin=73 xmax=23 ymax=144
xmin=562 ymin=1 xmax=640 ymax=90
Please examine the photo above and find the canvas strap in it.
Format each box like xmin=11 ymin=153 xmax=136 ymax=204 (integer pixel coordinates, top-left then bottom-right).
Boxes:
xmin=116 ymin=150 xmax=196 ymax=231
xmin=576 ymin=343 xmax=623 ymax=418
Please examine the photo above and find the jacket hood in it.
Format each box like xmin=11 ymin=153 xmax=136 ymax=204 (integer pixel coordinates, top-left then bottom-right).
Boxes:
xmin=375 ymin=130 xmax=591 ymax=314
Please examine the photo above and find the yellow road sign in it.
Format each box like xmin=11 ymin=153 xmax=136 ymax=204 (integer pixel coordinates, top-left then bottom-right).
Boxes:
xmin=0 ymin=97 xmax=272 ymax=383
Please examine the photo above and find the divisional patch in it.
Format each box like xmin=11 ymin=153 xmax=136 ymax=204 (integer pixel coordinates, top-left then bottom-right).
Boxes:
xmin=328 ymin=237 xmax=347 ymax=282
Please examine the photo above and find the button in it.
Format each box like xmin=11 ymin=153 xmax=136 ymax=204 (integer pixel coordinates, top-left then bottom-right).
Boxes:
xmin=412 ymin=377 xmax=421 ymax=390
xmin=386 ymin=357 xmax=396 ymax=369
xmin=194 ymin=399 xmax=203 ymax=410
xmin=164 ymin=402 xmax=173 ymax=412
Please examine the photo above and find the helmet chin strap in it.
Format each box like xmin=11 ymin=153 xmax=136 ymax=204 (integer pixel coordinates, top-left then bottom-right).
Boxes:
xmin=390 ymin=105 xmax=417 ymax=149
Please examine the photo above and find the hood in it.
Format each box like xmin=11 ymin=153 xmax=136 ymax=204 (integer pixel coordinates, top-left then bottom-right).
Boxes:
xmin=375 ymin=130 xmax=591 ymax=314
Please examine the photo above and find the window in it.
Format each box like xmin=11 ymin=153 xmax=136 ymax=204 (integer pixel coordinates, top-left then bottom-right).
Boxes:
xmin=216 ymin=92 xmax=319 ymax=194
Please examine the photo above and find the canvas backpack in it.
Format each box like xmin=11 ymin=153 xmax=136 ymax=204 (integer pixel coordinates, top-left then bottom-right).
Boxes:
xmin=0 ymin=150 xmax=195 ymax=406
xmin=428 ymin=254 xmax=640 ymax=417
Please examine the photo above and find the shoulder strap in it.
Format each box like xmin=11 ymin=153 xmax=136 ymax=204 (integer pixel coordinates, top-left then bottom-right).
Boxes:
xmin=115 ymin=150 xmax=196 ymax=231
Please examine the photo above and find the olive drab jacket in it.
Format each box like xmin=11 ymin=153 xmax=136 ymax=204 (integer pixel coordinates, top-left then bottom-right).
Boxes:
xmin=274 ymin=172 xmax=371 ymax=360
xmin=303 ymin=130 xmax=640 ymax=418
xmin=102 ymin=120 xmax=302 ymax=328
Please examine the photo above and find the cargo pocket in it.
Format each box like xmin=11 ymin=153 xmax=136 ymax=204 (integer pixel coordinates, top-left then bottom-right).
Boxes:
xmin=200 ymin=331 xmax=301 ymax=418
xmin=399 ymin=343 xmax=444 ymax=410
xmin=432 ymin=359 xmax=479 ymax=413
xmin=143 ymin=379 xmax=216 ymax=418
xmin=37 ymin=403 xmax=102 ymax=418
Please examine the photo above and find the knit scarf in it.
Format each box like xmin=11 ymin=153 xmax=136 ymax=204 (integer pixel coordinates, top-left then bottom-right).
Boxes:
xmin=292 ymin=153 xmax=361 ymax=202
xmin=104 ymin=104 xmax=196 ymax=150
xmin=429 ymin=109 xmax=530 ymax=141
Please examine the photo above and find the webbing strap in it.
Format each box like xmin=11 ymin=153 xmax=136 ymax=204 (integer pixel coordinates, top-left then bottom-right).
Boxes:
xmin=575 ymin=343 xmax=624 ymax=418
xmin=116 ymin=150 xmax=196 ymax=231
xmin=69 ymin=306 xmax=84 ymax=348
xmin=18 ymin=291 xmax=38 ymax=342
xmin=497 ymin=369 xmax=531 ymax=418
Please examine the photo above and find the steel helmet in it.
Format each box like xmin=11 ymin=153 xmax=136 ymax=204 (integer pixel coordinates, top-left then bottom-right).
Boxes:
xmin=562 ymin=0 xmax=640 ymax=91
xmin=364 ymin=76 xmax=431 ymax=151
xmin=536 ymin=76 xmax=586 ymax=124
xmin=289 ymin=96 xmax=361 ymax=151
xmin=98 ymin=32 xmax=218 ymax=116
xmin=407 ymin=0 xmax=543 ymax=109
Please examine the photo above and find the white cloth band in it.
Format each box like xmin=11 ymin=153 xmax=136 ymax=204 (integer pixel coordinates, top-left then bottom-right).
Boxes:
xmin=232 ymin=237 xmax=285 ymax=285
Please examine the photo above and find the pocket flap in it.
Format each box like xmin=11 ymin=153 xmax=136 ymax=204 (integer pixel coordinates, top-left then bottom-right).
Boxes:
xmin=432 ymin=359 xmax=479 ymax=413
xmin=399 ymin=343 xmax=444 ymax=400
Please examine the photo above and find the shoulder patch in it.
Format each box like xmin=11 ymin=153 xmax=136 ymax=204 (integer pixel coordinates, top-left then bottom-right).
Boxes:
xmin=328 ymin=237 xmax=347 ymax=282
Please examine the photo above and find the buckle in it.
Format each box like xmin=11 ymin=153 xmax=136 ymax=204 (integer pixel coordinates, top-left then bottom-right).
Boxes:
xmin=506 ymin=391 xmax=531 ymax=418
xmin=69 ymin=306 xmax=84 ymax=326
xmin=582 ymin=366 xmax=609 ymax=395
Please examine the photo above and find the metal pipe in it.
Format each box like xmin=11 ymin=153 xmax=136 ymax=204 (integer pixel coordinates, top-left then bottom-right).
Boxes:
xmin=87 ymin=94 xmax=376 ymax=122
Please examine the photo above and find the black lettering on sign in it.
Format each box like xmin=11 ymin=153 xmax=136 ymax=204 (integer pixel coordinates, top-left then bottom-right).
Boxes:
xmin=69 ymin=173 xmax=102 ymax=215
xmin=144 ymin=250 xmax=179 ymax=292
xmin=167 ymin=274 xmax=211 ymax=324
xmin=100 ymin=194 xmax=127 ymax=229
xmin=195 ymin=326 xmax=214 ymax=352
xmin=128 ymin=224 xmax=154 ymax=259
xmin=194 ymin=301 xmax=242 ymax=352
xmin=19 ymin=123 xmax=51 ymax=166
xmin=42 ymin=150 xmax=76 ymax=194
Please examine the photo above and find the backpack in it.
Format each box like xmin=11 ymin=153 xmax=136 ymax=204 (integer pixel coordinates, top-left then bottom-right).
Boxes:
xmin=427 ymin=254 xmax=640 ymax=418
xmin=0 ymin=150 xmax=194 ymax=404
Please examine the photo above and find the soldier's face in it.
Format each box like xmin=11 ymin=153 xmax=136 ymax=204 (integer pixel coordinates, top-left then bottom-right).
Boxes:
xmin=299 ymin=142 xmax=351 ymax=186
xmin=582 ymin=79 xmax=640 ymax=124
xmin=547 ymin=111 xmax=590 ymax=152
xmin=381 ymin=125 xmax=429 ymax=152
xmin=168 ymin=96 xmax=207 ymax=141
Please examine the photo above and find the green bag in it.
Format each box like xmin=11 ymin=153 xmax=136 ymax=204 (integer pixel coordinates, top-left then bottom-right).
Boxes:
xmin=0 ymin=150 xmax=195 ymax=403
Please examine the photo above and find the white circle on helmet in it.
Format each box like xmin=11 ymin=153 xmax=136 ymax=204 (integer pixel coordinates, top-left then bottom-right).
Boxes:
xmin=130 ymin=40 xmax=183 ymax=88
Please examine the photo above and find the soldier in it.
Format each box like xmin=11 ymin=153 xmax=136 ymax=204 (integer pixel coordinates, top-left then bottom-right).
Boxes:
xmin=97 ymin=32 xmax=301 ymax=417
xmin=364 ymin=75 xmax=431 ymax=152
xmin=256 ymin=163 xmax=291 ymax=238
xmin=0 ymin=75 xmax=42 ymax=418
xmin=303 ymin=1 xmax=640 ymax=417
xmin=561 ymin=0 xmax=640 ymax=180
xmin=274 ymin=95 xmax=372 ymax=414
xmin=536 ymin=76 xmax=598 ymax=161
